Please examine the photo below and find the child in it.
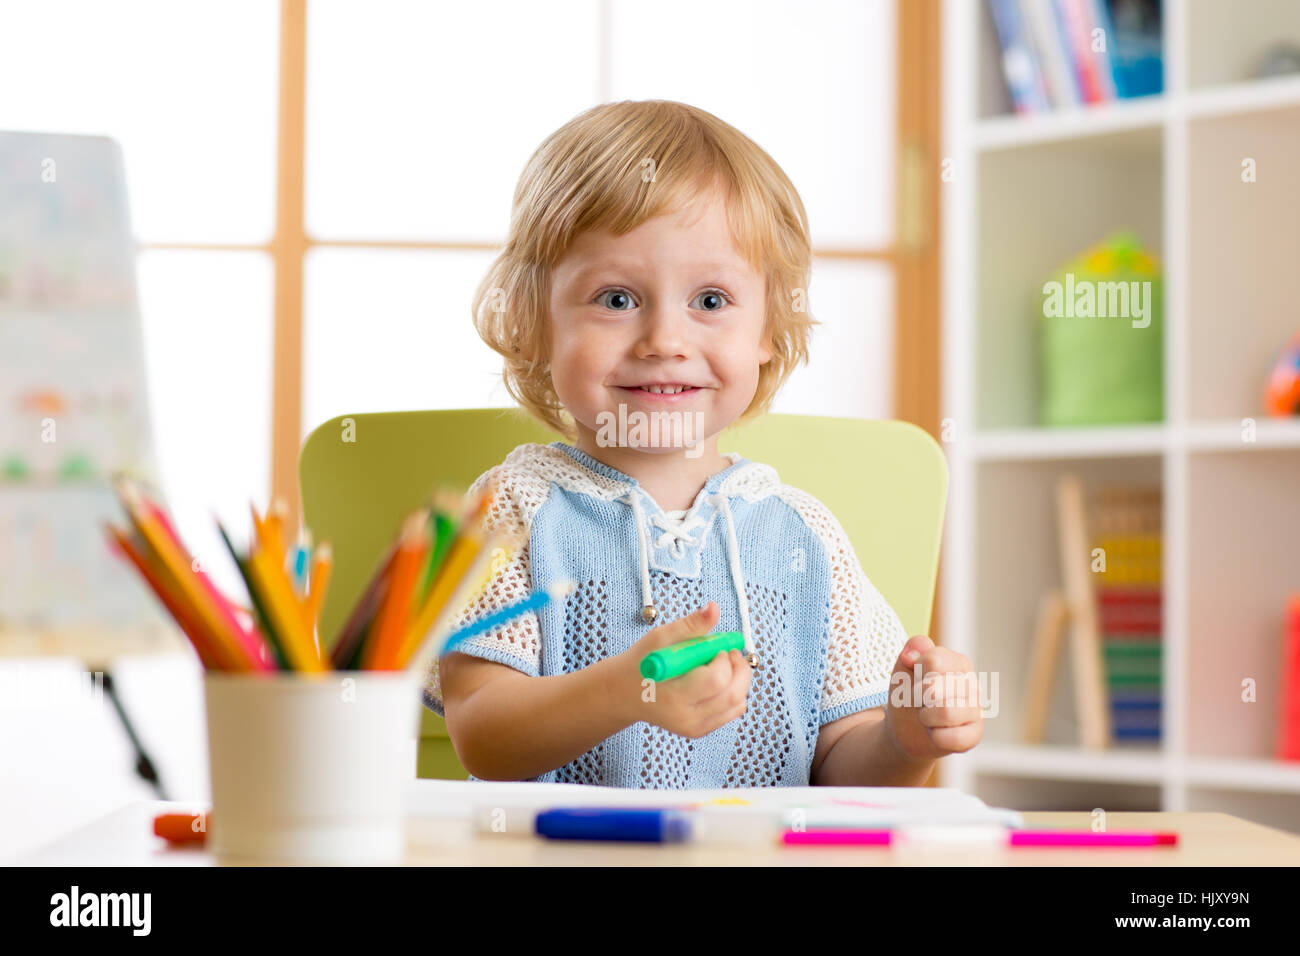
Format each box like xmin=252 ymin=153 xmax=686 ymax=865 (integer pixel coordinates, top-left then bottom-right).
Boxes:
xmin=423 ymin=100 xmax=982 ymax=787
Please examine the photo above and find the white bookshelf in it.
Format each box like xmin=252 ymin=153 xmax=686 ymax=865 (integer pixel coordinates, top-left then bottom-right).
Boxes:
xmin=941 ymin=0 xmax=1300 ymax=833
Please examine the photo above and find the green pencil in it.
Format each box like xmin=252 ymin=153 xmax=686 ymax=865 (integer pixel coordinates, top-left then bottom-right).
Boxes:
xmin=419 ymin=488 xmax=460 ymax=601
xmin=216 ymin=519 xmax=289 ymax=671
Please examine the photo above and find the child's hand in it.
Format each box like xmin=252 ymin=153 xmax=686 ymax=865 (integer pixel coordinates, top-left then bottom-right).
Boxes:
xmin=884 ymin=635 xmax=984 ymax=762
xmin=616 ymin=601 xmax=752 ymax=739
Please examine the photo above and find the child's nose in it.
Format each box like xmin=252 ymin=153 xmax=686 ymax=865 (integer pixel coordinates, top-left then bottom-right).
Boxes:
xmin=635 ymin=303 xmax=690 ymax=357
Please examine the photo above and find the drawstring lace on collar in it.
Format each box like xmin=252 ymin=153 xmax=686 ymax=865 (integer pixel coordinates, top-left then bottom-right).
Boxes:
xmin=624 ymin=488 xmax=756 ymax=663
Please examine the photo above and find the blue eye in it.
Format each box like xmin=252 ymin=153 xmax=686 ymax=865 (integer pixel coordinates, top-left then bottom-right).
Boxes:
xmin=693 ymin=290 xmax=731 ymax=311
xmin=596 ymin=289 xmax=636 ymax=311
xmin=593 ymin=288 xmax=732 ymax=312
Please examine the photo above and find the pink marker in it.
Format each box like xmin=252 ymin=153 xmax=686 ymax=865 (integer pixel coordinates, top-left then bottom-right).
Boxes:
xmin=783 ymin=830 xmax=892 ymax=846
xmin=783 ymin=828 xmax=1178 ymax=848
xmin=1010 ymin=831 xmax=1178 ymax=847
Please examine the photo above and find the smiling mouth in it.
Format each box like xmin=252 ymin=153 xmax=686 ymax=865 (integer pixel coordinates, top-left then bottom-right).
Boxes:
xmin=622 ymin=384 xmax=702 ymax=395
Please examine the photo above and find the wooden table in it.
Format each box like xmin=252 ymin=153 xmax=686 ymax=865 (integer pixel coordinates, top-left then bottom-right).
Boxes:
xmin=18 ymin=801 xmax=1300 ymax=866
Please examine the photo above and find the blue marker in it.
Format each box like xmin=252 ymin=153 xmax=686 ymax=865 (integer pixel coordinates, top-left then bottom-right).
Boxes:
xmin=535 ymin=808 xmax=690 ymax=843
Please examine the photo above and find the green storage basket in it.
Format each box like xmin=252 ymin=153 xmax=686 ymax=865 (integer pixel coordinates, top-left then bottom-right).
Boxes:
xmin=1039 ymin=231 xmax=1164 ymax=426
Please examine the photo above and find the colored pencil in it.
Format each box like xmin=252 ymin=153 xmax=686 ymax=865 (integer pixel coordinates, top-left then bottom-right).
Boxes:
xmin=303 ymin=541 xmax=333 ymax=643
xmin=109 ymin=475 xmax=526 ymax=676
xmin=140 ymin=497 xmax=272 ymax=671
xmin=217 ymin=520 xmax=289 ymax=670
xmin=249 ymin=504 xmax=325 ymax=672
xmin=400 ymin=529 xmax=520 ymax=671
xmin=396 ymin=486 xmax=493 ymax=666
xmin=420 ymin=487 xmax=462 ymax=600
xmin=341 ymin=619 xmax=372 ymax=670
xmin=263 ymin=496 xmax=289 ymax=566
xmin=329 ymin=540 xmax=400 ymax=669
xmin=291 ymin=529 xmax=312 ymax=591
xmin=439 ymin=579 xmax=576 ymax=657
xmin=111 ymin=478 xmax=254 ymax=671
xmin=362 ymin=511 xmax=431 ymax=670
xmin=247 ymin=542 xmax=324 ymax=672
xmin=289 ymin=530 xmax=313 ymax=654
xmin=105 ymin=523 xmax=221 ymax=669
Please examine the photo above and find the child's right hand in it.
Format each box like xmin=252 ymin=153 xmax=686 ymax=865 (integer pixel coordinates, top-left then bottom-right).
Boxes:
xmin=614 ymin=601 xmax=752 ymax=739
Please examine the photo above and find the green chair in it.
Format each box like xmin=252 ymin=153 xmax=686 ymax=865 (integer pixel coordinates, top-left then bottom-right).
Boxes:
xmin=299 ymin=407 xmax=948 ymax=779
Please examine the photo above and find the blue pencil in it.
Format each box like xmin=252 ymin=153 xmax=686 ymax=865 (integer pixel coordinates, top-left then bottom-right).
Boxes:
xmin=289 ymin=530 xmax=312 ymax=598
xmin=439 ymin=579 xmax=576 ymax=657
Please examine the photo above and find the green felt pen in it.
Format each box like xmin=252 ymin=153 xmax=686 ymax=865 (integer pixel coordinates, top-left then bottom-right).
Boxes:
xmin=640 ymin=631 xmax=745 ymax=681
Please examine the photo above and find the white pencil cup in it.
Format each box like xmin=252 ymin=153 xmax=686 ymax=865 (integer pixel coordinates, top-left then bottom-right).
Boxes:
xmin=203 ymin=671 xmax=421 ymax=865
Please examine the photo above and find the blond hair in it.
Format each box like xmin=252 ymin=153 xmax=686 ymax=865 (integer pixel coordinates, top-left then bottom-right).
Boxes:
xmin=472 ymin=99 xmax=817 ymax=440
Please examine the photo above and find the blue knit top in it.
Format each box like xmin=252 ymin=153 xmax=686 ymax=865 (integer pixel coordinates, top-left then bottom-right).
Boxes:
xmin=422 ymin=440 xmax=910 ymax=787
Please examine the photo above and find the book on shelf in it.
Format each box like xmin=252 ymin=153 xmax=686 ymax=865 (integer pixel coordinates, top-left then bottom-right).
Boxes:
xmin=986 ymin=0 xmax=1163 ymax=115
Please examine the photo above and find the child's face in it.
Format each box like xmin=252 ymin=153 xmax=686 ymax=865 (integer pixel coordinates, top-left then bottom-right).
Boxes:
xmin=546 ymin=189 xmax=772 ymax=456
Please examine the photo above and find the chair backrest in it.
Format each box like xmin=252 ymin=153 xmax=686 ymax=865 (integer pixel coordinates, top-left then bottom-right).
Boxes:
xmin=300 ymin=407 xmax=947 ymax=650
xmin=299 ymin=408 xmax=947 ymax=777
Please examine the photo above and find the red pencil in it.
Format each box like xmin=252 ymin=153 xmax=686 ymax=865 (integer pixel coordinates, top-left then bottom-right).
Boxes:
xmin=139 ymin=496 xmax=273 ymax=671
xmin=105 ymin=523 xmax=221 ymax=669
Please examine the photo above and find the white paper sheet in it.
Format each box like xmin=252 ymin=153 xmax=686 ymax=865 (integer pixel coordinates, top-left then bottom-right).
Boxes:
xmin=408 ymin=778 xmax=1024 ymax=829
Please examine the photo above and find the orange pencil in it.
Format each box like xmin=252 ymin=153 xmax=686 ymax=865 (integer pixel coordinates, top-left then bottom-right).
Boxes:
xmin=112 ymin=478 xmax=252 ymax=671
xmin=363 ymin=511 xmax=430 ymax=670
xmin=399 ymin=533 xmax=518 ymax=670
xmin=302 ymin=542 xmax=333 ymax=641
xmin=105 ymin=523 xmax=222 ymax=669
xmin=396 ymin=487 xmax=494 ymax=667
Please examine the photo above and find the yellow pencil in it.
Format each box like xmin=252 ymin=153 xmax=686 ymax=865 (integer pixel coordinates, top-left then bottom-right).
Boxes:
xmin=247 ymin=542 xmax=325 ymax=672
xmin=260 ymin=497 xmax=289 ymax=567
xmin=396 ymin=510 xmax=487 ymax=666
xmin=250 ymin=504 xmax=325 ymax=672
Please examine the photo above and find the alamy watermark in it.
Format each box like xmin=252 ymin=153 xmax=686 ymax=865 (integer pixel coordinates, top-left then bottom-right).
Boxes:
xmin=889 ymin=664 xmax=1000 ymax=718
xmin=1042 ymin=273 xmax=1153 ymax=328
xmin=595 ymin=405 xmax=706 ymax=458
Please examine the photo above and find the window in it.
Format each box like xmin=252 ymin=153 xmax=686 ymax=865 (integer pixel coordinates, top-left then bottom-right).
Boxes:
xmin=3 ymin=0 xmax=938 ymax=545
